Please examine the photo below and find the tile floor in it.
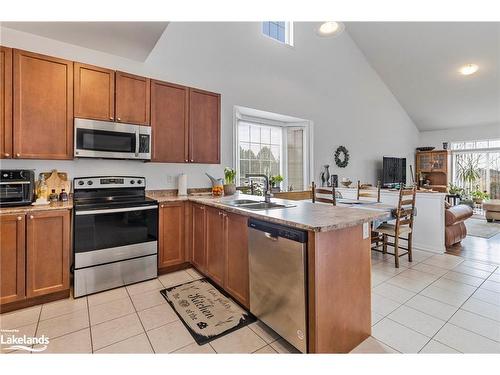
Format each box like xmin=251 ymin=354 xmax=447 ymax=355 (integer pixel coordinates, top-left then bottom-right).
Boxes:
xmin=1 ymin=249 xmax=500 ymax=354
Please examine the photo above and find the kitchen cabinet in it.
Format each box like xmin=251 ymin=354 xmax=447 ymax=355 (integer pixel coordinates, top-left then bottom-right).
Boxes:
xmin=0 ymin=214 xmax=25 ymax=305
xmin=1 ymin=46 xmax=12 ymax=159
xmin=191 ymin=203 xmax=207 ymax=271
xmin=26 ymin=210 xmax=70 ymax=298
xmin=115 ymin=71 xmax=150 ymax=125
xmin=13 ymin=49 xmax=73 ymax=160
xmin=188 ymin=88 xmax=220 ymax=164
xmin=151 ymin=80 xmax=189 ymax=162
xmin=158 ymin=202 xmax=186 ymax=270
xmin=224 ymin=212 xmax=249 ymax=307
xmin=205 ymin=206 xmax=225 ymax=287
xmin=74 ymin=62 xmax=115 ymax=121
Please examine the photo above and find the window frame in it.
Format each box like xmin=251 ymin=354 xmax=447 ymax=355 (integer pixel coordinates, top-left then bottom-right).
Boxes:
xmin=261 ymin=21 xmax=294 ymax=47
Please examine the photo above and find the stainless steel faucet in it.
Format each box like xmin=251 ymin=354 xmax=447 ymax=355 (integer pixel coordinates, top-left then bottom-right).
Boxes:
xmin=245 ymin=174 xmax=272 ymax=203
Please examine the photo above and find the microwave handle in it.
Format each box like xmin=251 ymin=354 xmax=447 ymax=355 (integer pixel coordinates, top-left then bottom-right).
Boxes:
xmin=135 ymin=129 xmax=140 ymax=156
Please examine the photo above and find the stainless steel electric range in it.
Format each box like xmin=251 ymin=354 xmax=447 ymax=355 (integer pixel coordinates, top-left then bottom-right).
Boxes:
xmin=72 ymin=176 xmax=158 ymax=297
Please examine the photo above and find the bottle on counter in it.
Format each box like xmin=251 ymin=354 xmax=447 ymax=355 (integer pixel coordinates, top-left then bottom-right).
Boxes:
xmin=37 ymin=174 xmax=48 ymax=200
xmin=59 ymin=189 xmax=68 ymax=202
xmin=48 ymin=189 xmax=59 ymax=203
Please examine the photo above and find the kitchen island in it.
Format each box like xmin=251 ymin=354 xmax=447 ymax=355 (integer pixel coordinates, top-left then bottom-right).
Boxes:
xmin=150 ymin=191 xmax=386 ymax=353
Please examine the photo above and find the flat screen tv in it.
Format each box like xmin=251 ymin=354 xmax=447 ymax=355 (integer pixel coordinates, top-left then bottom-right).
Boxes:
xmin=382 ymin=157 xmax=406 ymax=188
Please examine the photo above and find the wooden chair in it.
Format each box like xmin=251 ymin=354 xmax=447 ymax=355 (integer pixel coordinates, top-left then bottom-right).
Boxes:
xmin=357 ymin=180 xmax=381 ymax=202
xmin=372 ymin=187 xmax=417 ymax=268
xmin=311 ymin=181 xmax=337 ymax=205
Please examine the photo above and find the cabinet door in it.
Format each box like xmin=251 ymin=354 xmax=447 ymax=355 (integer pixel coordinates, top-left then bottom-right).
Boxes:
xmin=224 ymin=212 xmax=249 ymax=308
xmin=13 ymin=49 xmax=73 ymax=159
xmin=74 ymin=63 xmax=115 ymax=121
xmin=188 ymin=88 xmax=220 ymax=164
xmin=26 ymin=210 xmax=70 ymax=298
xmin=191 ymin=204 xmax=207 ymax=272
xmin=158 ymin=202 xmax=185 ymax=269
xmin=151 ymin=80 xmax=189 ymax=162
xmin=205 ymin=206 xmax=225 ymax=286
xmin=417 ymin=152 xmax=432 ymax=172
xmin=431 ymin=152 xmax=447 ymax=172
xmin=0 ymin=214 xmax=25 ymax=305
xmin=1 ymin=46 xmax=12 ymax=159
xmin=115 ymin=71 xmax=150 ymax=125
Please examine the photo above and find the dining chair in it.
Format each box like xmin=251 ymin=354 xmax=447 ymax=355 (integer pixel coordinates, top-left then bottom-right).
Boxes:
xmin=311 ymin=181 xmax=336 ymax=205
xmin=372 ymin=187 xmax=417 ymax=268
xmin=357 ymin=180 xmax=381 ymax=202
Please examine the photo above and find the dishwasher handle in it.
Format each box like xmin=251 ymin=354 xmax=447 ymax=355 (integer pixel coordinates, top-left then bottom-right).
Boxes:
xmin=264 ymin=232 xmax=279 ymax=241
xmin=248 ymin=218 xmax=308 ymax=243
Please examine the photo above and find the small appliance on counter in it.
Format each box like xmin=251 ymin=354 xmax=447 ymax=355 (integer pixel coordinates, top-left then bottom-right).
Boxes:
xmin=72 ymin=176 xmax=158 ymax=297
xmin=0 ymin=169 xmax=35 ymax=207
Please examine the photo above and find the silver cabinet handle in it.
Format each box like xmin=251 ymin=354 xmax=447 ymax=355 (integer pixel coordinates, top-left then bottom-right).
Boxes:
xmin=185 ymin=159 xmax=188 ymax=162
xmin=16 ymin=153 xmax=20 ymax=158
xmin=190 ymin=159 xmax=194 ymax=162
xmin=17 ymin=216 xmax=22 ymax=221
xmin=117 ymin=117 xmax=121 ymax=121
xmin=109 ymin=116 xmax=113 ymax=120
xmin=4 ymin=153 xmax=10 ymax=157
xmin=29 ymin=215 xmax=34 ymax=219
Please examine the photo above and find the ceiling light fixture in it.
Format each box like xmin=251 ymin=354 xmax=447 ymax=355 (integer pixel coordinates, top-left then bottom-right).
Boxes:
xmin=317 ymin=22 xmax=345 ymax=37
xmin=459 ymin=64 xmax=479 ymax=76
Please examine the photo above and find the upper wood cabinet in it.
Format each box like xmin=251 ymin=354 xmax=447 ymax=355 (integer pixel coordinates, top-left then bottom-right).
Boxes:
xmin=151 ymin=80 xmax=189 ymax=162
xmin=13 ymin=49 xmax=73 ymax=160
xmin=26 ymin=210 xmax=70 ymax=298
xmin=189 ymin=88 xmax=220 ymax=164
xmin=191 ymin=203 xmax=207 ymax=272
xmin=0 ymin=46 xmax=12 ymax=159
xmin=158 ymin=202 xmax=186 ymax=270
xmin=205 ymin=206 xmax=225 ymax=287
xmin=0 ymin=214 xmax=26 ymax=305
xmin=115 ymin=71 xmax=150 ymax=125
xmin=74 ymin=62 xmax=115 ymax=121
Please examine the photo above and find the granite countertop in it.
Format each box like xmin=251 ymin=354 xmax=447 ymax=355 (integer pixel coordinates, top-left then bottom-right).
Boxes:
xmin=0 ymin=200 xmax=73 ymax=214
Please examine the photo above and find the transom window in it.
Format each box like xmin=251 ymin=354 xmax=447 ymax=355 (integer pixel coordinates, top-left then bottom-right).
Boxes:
xmin=451 ymin=139 xmax=500 ymax=150
xmin=262 ymin=22 xmax=294 ymax=46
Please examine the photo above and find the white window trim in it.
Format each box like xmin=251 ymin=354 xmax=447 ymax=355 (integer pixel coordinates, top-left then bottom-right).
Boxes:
xmin=261 ymin=22 xmax=294 ymax=47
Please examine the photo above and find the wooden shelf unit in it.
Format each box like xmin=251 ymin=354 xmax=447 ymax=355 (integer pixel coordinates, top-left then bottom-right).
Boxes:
xmin=415 ymin=150 xmax=451 ymax=193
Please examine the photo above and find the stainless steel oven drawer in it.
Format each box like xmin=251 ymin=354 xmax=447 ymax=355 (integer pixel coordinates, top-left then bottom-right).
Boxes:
xmin=74 ymin=241 xmax=157 ymax=268
xmin=74 ymin=254 xmax=157 ymax=297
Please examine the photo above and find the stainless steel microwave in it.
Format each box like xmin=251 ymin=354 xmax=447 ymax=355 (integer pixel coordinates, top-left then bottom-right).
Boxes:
xmin=74 ymin=118 xmax=151 ymax=160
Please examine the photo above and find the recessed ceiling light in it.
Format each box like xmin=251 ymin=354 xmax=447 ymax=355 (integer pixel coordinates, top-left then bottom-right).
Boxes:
xmin=459 ymin=64 xmax=479 ymax=76
xmin=317 ymin=22 xmax=345 ymax=37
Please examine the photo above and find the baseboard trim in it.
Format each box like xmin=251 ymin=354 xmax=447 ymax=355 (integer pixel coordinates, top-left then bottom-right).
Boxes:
xmin=0 ymin=290 xmax=70 ymax=314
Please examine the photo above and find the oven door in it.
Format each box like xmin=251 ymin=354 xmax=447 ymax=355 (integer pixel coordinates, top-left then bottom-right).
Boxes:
xmin=73 ymin=204 xmax=158 ymax=268
xmin=74 ymin=118 xmax=148 ymax=160
xmin=0 ymin=181 xmax=33 ymax=206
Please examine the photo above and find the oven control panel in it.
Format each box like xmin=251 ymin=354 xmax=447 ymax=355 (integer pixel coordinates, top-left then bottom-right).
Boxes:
xmin=74 ymin=176 xmax=146 ymax=189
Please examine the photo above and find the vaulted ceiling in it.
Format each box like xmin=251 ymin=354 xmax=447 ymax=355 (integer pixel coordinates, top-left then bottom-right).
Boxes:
xmin=346 ymin=22 xmax=500 ymax=131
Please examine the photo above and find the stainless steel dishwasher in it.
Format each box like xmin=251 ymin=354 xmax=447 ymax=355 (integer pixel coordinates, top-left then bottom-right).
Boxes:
xmin=248 ymin=218 xmax=308 ymax=353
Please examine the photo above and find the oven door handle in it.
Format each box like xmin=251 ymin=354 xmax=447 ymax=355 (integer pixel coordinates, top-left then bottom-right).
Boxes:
xmin=75 ymin=205 xmax=158 ymax=216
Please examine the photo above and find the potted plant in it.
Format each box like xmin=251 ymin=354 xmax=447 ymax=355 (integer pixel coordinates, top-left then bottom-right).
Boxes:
xmin=269 ymin=175 xmax=284 ymax=193
xmin=471 ymin=189 xmax=490 ymax=204
xmin=223 ymin=167 xmax=237 ymax=196
xmin=448 ymin=183 xmax=464 ymax=197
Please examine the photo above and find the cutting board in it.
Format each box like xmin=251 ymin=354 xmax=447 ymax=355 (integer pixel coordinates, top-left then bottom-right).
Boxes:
xmin=37 ymin=170 xmax=71 ymax=195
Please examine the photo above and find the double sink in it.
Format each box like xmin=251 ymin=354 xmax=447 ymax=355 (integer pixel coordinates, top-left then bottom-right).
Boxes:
xmin=223 ymin=199 xmax=296 ymax=211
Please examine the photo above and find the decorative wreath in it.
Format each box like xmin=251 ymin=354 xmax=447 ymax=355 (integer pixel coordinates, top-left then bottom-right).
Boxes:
xmin=334 ymin=146 xmax=349 ymax=168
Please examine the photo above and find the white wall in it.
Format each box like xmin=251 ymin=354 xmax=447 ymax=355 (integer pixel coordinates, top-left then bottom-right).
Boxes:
xmin=0 ymin=22 xmax=419 ymax=190
xmin=419 ymin=122 xmax=500 ymax=148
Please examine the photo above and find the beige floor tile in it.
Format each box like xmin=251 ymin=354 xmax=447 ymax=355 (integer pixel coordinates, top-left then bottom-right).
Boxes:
xmin=388 ymin=305 xmax=445 ymax=337
xmin=452 ymin=264 xmax=492 ymax=279
xmin=0 ymin=306 xmax=41 ymax=329
xmin=410 ymin=263 xmax=449 ymax=277
xmin=0 ymin=323 xmax=37 ymax=353
xmin=373 ymin=283 xmax=416 ymax=304
xmin=488 ymin=272 xmax=500 ymax=283
xmin=386 ymin=274 xmax=434 ymax=293
xmin=461 ymin=298 xmax=500 ymax=322
xmin=420 ymin=285 xmax=470 ymax=307
xmin=87 ymin=287 xmax=129 ymax=307
xmin=248 ymin=321 xmax=280 ymax=344
xmin=372 ymin=318 xmax=430 ymax=353
xmin=372 ymin=311 xmax=385 ymax=326
xmin=89 ymin=297 xmax=135 ymax=326
xmin=419 ymin=339 xmax=460 ymax=353
xmin=472 ymin=288 xmax=500 ymax=306
xmin=397 ymin=269 xmax=439 ymax=283
xmin=131 ymin=289 xmax=167 ymax=311
xmin=269 ymin=338 xmax=301 ymax=353
xmin=423 ymin=254 xmax=463 ymax=269
xmin=36 ymin=308 xmax=89 ymax=339
xmin=371 ymin=293 xmax=401 ymax=316
xmin=210 ymin=326 xmax=267 ymax=353
xmin=443 ymin=271 xmax=485 ymax=287
xmin=461 ymin=260 xmax=497 ymax=272
xmin=449 ymin=309 xmax=500 ymax=342
xmin=173 ymin=342 xmax=216 ymax=353
xmin=96 ymin=333 xmax=153 ymax=353
xmin=158 ymin=270 xmax=194 ymax=288
xmin=405 ymin=294 xmax=458 ymax=321
xmin=36 ymin=328 xmax=91 ymax=354
xmin=185 ymin=268 xmax=204 ymax=280
xmin=372 ymin=262 xmax=407 ymax=276
xmin=253 ymin=345 xmax=278 ymax=354
xmin=430 ymin=278 xmax=477 ymax=296
xmin=138 ymin=303 xmax=178 ymax=331
xmin=481 ymin=280 xmax=500 ymax=293
xmin=147 ymin=320 xmax=195 ymax=353
xmin=434 ymin=323 xmax=500 ymax=353
xmin=126 ymin=279 xmax=164 ymax=296
xmin=91 ymin=313 xmax=144 ymax=350
xmin=350 ymin=336 xmax=399 ymax=353
xmin=40 ymin=297 xmax=87 ymax=321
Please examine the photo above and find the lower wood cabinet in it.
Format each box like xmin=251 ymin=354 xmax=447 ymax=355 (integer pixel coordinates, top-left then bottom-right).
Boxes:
xmin=158 ymin=202 xmax=186 ymax=270
xmin=0 ymin=209 xmax=70 ymax=308
xmin=205 ymin=206 xmax=225 ymax=286
xmin=191 ymin=203 xmax=207 ymax=270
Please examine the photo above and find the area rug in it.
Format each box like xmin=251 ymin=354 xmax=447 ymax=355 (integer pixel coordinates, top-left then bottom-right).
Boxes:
xmin=465 ymin=218 xmax=500 ymax=239
xmin=160 ymin=278 xmax=255 ymax=345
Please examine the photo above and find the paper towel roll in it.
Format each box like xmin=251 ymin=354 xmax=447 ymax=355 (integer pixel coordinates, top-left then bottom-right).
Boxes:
xmin=178 ymin=173 xmax=187 ymax=196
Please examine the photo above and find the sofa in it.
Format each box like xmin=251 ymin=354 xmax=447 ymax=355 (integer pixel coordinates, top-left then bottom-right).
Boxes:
xmin=483 ymin=199 xmax=500 ymax=222
xmin=445 ymin=203 xmax=474 ymax=247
